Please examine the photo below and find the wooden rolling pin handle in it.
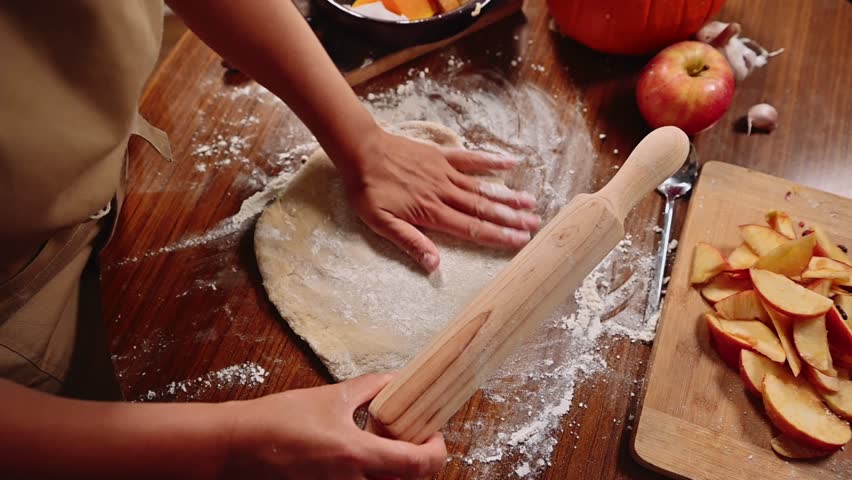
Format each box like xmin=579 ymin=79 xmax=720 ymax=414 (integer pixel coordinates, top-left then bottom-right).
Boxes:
xmin=367 ymin=126 xmax=689 ymax=444
xmin=599 ymin=126 xmax=690 ymax=221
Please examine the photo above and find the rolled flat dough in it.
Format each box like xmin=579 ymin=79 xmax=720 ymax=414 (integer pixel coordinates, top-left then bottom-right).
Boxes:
xmin=254 ymin=122 xmax=511 ymax=380
xmin=255 ymin=121 xmax=519 ymax=380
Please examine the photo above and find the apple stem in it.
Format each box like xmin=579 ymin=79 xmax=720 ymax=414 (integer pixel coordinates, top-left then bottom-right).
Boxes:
xmin=688 ymin=63 xmax=710 ymax=77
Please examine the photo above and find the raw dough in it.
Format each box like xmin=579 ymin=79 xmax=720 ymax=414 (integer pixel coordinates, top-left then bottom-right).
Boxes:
xmin=255 ymin=121 xmax=514 ymax=380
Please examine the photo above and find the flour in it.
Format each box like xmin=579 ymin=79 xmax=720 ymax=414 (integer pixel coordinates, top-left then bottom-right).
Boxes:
xmin=141 ymin=362 xmax=269 ymax=402
xmin=109 ymin=141 xmax=313 ymax=268
xmin=114 ymin=67 xmax=592 ymax=267
xmin=192 ymin=133 xmax=252 ymax=168
xmin=363 ymin=70 xmax=593 ymax=218
xmin=668 ymin=239 xmax=679 ymax=252
xmin=462 ymin=240 xmax=656 ymax=477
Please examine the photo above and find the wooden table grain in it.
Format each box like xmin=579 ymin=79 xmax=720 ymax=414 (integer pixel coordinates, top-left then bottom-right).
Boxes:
xmin=100 ymin=1 xmax=852 ymax=478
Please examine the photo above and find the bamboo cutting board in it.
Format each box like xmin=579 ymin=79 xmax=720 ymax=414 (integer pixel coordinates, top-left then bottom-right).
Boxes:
xmin=633 ymin=161 xmax=852 ymax=480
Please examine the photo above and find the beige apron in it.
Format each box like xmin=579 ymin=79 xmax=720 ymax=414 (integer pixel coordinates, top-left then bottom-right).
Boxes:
xmin=0 ymin=1 xmax=171 ymax=395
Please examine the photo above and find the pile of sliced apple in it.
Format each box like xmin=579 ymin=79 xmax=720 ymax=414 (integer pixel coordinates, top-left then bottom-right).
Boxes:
xmin=690 ymin=210 xmax=852 ymax=459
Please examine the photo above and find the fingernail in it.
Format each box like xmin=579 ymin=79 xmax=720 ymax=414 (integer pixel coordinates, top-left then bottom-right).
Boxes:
xmin=479 ymin=182 xmax=513 ymax=201
xmin=420 ymin=252 xmax=439 ymax=271
xmin=492 ymin=154 xmax=520 ymax=166
xmin=518 ymin=192 xmax=537 ymax=205
xmin=493 ymin=204 xmax=518 ymax=223
xmin=504 ymin=228 xmax=531 ymax=245
xmin=524 ymin=213 xmax=542 ymax=230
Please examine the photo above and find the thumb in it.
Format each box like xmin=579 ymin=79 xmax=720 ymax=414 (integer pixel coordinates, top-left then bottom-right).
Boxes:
xmin=364 ymin=210 xmax=441 ymax=272
xmin=359 ymin=431 xmax=448 ymax=479
xmin=337 ymin=373 xmax=394 ymax=412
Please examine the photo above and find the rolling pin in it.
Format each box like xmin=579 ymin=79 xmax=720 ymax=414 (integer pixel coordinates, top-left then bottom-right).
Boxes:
xmin=367 ymin=126 xmax=690 ymax=443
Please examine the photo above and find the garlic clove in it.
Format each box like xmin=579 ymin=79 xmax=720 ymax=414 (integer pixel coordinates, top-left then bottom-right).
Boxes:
xmin=746 ymin=103 xmax=778 ymax=135
xmin=696 ymin=21 xmax=731 ymax=44
xmin=696 ymin=21 xmax=783 ymax=82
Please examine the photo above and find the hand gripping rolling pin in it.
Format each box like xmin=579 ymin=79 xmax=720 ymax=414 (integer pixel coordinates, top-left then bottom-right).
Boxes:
xmin=368 ymin=126 xmax=690 ymax=443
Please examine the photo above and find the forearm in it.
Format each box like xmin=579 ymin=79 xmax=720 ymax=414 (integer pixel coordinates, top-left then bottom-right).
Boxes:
xmin=167 ymin=0 xmax=377 ymax=173
xmin=0 ymin=379 xmax=231 ymax=480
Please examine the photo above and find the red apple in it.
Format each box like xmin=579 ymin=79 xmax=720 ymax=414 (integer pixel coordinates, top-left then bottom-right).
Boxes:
xmin=636 ymin=41 xmax=735 ymax=135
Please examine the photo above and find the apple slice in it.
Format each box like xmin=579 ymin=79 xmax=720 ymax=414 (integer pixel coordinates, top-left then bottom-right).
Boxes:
xmin=801 ymin=256 xmax=852 ymax=287
xmin=751 ymin=268 xmax=833 ymax=318
xmin=766 ymin=210 xmax=797 ymax=239
xmin=690 ymin=242 xmax=727 ymax=284
xmin=740 ymin=225 xmax=791 ymax=256
xmin=811 ymin=225 xmax=851 ymax=264
xmin=805 ymin=365 xmax=841 ymax=393
xmin=806 ymin=278 xmax=834 ymax=297
xmin=770 ymin=435 xmax=834 ymax=459
xmin=752 ymin=235 xmax=815 ymax=277
xmin=833 ymin=286 xmax=852 ymax=296
xmin=834 ymin=293 xmax=852 ymax=313
xmin=740 ymin=349 xmax=789 ymax=397
xmin=727 ymin=243 xmax=759 ymax=271
xmin=835 ymin=294 xmax=852 ymax=317
xmin=762 ymin=373 xmax=852 ymax=449
xmin=802 ymin=269 xmax=851 ymax=283
xmin=808 ymin=256 xmax=852 ymax=272
xmin=822 ymin=376 xmax=852 ymax=420
xmin=719 ymin=318 xmax=786 ymax=363
xmin=706 ymin=313 xmax=752 ymax=368
xmin=714 ymin=290 xmax=770 ymax=323
xmin=700 ymin=273 xmax=750 ymax=303
xmin=826 ymin=306 xmax=852 ymax=351
xmin=833 ymin=347 xmax=852 ymax=370
xmin=762 ymin=300 xmax=804 ymax=377
xmin=725 ymin=270 xmax=750 ymax=281
xmin=793 ymin=315 xmax=835 ymax=375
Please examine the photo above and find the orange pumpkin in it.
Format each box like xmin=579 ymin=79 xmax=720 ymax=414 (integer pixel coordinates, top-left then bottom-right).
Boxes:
xmin=547 ymin=0 xmax=726 ymax=55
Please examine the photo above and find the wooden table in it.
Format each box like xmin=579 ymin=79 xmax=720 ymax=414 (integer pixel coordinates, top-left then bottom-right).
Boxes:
xmin=101 ymin=1 xmax=852 ymax=478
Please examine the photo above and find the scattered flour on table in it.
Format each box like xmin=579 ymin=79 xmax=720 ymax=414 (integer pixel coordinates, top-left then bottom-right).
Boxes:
xmin=140 ymin=362 xmax=269 ymax=401
xmin=667 ymin=239 xmax=679 ymax=252
xmin=114 ymin=67 xmax=594 ymax=265
xmin=109 ymin=141 xmax=314 ymax=268
xmin=460 ymin=239 xmax=656 ymax=477
xmin=192 ymin=133 xmax=252 ymax=167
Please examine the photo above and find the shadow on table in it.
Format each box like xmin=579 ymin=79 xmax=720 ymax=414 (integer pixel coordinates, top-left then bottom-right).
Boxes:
xmin=553 ymin=35 xmax=653 ymax=145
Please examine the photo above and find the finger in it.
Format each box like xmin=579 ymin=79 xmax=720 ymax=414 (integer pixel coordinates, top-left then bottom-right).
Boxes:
xmin=338 ymin=373 xmax=394 ymax=412
xmin=359 ymin=431 xmax=448 ymax=479
xmin=363 ymin=210 xmax=441 ymax=272
xmin=423 ymin=206 xmax=531 ymax=249
xmin=450 ymin=175 xmax=537 ymax=210
xmin=440 ymin=147 xmax=519 ymax=173
xmin=442 ymin=188 xmax=540 ymax=231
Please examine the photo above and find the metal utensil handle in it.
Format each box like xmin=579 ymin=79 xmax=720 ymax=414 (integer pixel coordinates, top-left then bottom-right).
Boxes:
xmin=646 ymin=197 xmax=676 ymax=314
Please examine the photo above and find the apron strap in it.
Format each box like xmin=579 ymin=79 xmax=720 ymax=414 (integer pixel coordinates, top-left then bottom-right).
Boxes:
xmin=132 ymin=112 xmax=173 ymax=162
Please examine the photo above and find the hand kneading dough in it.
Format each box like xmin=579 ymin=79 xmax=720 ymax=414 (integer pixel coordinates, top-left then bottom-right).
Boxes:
xmin=255 ymin=121 xmax=514 ymax=380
